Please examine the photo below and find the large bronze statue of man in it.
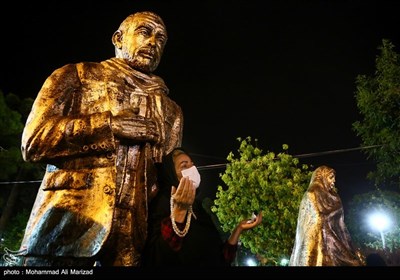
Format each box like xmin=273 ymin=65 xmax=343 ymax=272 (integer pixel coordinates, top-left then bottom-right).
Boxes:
xmin=18 ymin=11 xmax=183 ymax=266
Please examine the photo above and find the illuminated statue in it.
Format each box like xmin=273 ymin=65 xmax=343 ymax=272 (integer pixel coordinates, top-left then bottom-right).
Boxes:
xmin=289 ymin=165 xmax=365 ymax=266
xmin=18 ymin=11 xmax=183 ymax=266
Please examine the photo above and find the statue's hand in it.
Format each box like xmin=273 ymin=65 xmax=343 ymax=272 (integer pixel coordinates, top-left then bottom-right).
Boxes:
xmin=111 ymin=111 xmax=159 ymax=143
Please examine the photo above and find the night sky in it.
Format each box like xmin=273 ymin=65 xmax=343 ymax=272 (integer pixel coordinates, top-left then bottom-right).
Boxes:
xmin=1 ymin=0 xmax=400 ymax=209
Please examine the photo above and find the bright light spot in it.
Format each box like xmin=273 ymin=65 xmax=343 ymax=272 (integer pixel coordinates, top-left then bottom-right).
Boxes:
xmin=368 ymin=211 xmax=391 ymax=232
xmin=280 ymin=258 xmax=289 ymax=266
xmin=246 ymin=257 xmax=257 ymax=266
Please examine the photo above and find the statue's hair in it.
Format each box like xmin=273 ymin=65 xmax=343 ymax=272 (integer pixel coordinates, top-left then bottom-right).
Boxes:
xmin=118 ymin=11 xmax=166 ymax=33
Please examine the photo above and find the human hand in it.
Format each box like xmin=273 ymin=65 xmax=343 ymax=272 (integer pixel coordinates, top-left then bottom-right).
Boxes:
xmin=239 ymin=211 xmax=263 ymax=231
xmin=170 ymin=177 xmax=196 ymax=223
xmin=227 ymin=211 xmax=263 ymax=246
xmin=171 ymin=177 xmax=196 ymax=210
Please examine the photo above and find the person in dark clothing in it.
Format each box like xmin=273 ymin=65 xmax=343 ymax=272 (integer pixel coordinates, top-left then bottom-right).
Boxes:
xmin=142 ymin=148 xmax=262 ymax=267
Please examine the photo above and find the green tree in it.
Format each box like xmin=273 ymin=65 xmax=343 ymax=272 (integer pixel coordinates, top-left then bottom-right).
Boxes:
xmin=347 ymin=190 xmax=400 ymax=265
xmin=353 ymin=39 xmax=400 ymax=188
xmin=0 ymin=91 xmax=24 ymax=180
xmin=0 ymin=91 xmax=39 ymax=181
xmin=0 ymin=90 xmax=43 ymax=251
xmin=211 ymin=137 xmax=312 ymax=265
xmin=347 ymin=190 xmax=400 ymax=251
xmin=0 ymin=209 xmax=31 ymax=251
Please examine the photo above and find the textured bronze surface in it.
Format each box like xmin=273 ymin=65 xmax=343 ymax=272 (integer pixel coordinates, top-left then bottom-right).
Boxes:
xmin=289 ymin=166 xmax=365 ymax=266
xmin=19 ymin=11 xmax=183 ymax=266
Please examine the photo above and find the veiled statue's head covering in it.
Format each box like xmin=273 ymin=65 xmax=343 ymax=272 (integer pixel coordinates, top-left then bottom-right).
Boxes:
xmin=309 ymin=165 xmax=336 ymax=192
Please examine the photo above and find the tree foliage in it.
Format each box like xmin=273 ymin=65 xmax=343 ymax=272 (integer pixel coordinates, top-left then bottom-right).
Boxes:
xmin=0 ymin=90 xmax=43 ymax=252
xmin=0 ymin=209 xmax=31 ymax=251
xmin=353 ymin=39 xmax=400 ymax=188
xmin=0 ymin=91 xmax=24 ymax=153
xmin=0 ymin=90 xmax=40 ymax=181
xmin=347 ymin=190 xmax=400 ymax=253
xmin=211 ymin=137 xmax=312 ymax=265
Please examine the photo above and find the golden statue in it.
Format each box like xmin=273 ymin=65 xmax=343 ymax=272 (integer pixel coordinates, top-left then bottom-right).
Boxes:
xmin=18 ymin=11 xmax=183 ymax=266
xmin=289 ymin=166 xmax=365 ymax=266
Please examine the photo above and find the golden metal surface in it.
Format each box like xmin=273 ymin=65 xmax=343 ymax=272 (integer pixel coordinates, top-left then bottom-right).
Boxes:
xmin=289 ymin=166 xmax=365 ymax=266
xmin=19 ymin=11 xmax=183 ymax=266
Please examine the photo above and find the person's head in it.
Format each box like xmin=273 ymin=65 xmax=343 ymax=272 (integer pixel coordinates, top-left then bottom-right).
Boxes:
xmin=157 ymin=148 xmax=200 ymax=193
xmin=112 ymin=11 xmax=167 ymax=73
xmin=172 ymin=149 xmax=195 ymax=181
xmin=310 ymin=165 xmax=336 ymax=192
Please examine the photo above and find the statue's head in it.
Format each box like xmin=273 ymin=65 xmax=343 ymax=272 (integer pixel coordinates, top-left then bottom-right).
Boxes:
xmin=310 ymin=165 xmax=336 ymax=192
xmin=112 ymin=11 xmax=168 ymax=73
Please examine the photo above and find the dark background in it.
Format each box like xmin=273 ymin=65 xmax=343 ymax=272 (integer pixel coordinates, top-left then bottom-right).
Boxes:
xmin=1 ymin=0 xmax=400 ymax=210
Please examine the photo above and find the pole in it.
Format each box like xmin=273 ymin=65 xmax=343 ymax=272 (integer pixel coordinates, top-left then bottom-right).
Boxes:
xmin=380 ymin=230 xmax=386 ymax=249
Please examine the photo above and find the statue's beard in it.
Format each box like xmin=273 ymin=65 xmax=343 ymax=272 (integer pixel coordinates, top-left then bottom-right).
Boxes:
xmin=123 ymin=51 xmax=158 ymax=73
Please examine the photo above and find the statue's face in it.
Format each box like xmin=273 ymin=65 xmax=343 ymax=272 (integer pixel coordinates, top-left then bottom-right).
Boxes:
xmin=121 ymin=13 xmax=167 ymax=73
xmin=326 ymin=172 xmax=336 ymax=190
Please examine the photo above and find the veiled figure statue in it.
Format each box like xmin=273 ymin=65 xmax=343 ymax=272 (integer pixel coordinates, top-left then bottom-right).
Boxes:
xmin=289 ymin=165 xmax=365 ymax=266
